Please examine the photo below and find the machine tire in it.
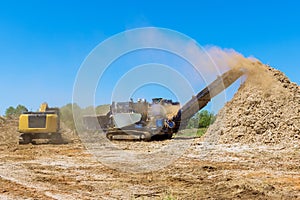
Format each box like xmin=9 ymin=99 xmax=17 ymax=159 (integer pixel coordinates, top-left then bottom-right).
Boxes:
xmin=142 ymin=132 xmax=152 ymax=141
xmin=50 ymin=133 xmax=63 ymax=144
xmin=106 ymin=133 xmax=113 ymax=140
xmin=21 ymin=134 xmax=32 ymax=144
xmin=166 ymin=133 xmax=173 ymax=139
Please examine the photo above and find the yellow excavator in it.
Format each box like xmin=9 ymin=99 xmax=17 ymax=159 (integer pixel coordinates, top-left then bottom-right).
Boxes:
xmin=18 ymin=103 xmax=62 ymax=144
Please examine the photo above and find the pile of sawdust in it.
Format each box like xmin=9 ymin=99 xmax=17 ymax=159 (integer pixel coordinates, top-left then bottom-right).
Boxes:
xmin=205 ymin=64 xmax=300 ymax=146
xmin=0 ymin=116 xmax=19 ymax=148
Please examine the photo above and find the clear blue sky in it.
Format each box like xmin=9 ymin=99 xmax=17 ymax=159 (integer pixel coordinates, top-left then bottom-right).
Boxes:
xmin=0 ymin=0 xmax=299 ymax=114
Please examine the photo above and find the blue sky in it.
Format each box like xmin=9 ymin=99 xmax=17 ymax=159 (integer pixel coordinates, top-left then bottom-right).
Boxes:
xmin=0 ymin=0 xmax=299 ymax=114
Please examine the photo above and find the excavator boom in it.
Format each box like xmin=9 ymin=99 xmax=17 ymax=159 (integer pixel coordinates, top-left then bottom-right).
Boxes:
xmin=179 ymin=68 xmax=244 ymax=127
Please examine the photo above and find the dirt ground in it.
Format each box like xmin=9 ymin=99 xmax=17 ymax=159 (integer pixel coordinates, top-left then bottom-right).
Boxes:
xmin=0 ymin=136 xmax=299 ymax=200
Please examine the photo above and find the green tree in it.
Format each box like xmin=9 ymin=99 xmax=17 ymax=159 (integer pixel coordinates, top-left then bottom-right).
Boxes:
xmin=5 ymin=106 xmax=15 ymax=117
xmin=187 ymin=110 xmax=216 ymax=129
xmin=198 ymin=110 xmax=216 ymax=128
xmin=5 ymin=104 xmax=28 ymax=117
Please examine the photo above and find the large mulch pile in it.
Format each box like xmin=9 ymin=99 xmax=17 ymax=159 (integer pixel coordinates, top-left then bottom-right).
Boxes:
xmin=205 ymin=63 xmax=300 ymax=146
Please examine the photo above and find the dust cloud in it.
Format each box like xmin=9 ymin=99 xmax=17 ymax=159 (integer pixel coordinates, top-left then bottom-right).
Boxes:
xmin=205 ymin=46 xmax=284 ymax=95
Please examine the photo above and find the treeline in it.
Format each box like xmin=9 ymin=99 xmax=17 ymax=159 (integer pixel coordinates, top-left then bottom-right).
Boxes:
xmin=4 ymin=104 xmax=215 ymax=130
xmin=60 ymin=103 xmax=110 ymax=131
xmin=5 ymin=105 xmax=28 ymax=118
xmin=3 ymin=103 xmax=110 ymax=131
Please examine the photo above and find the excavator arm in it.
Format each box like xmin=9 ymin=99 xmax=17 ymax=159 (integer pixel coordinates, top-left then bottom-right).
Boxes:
xmin=179 ymin=68 xmax=245 ymax=127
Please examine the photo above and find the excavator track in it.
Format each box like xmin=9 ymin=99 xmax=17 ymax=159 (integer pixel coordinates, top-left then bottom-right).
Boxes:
xmin=106 ymin=130 xmax=152 ymax=141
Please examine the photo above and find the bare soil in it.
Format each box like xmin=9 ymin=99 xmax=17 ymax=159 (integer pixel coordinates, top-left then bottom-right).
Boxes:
xmin=0 ymin=137 xmax=299 ymax=200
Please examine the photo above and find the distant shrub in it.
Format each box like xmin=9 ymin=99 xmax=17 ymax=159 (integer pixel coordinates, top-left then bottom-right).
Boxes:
xmin=5 ymin=105 xmax=28 ymax=117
